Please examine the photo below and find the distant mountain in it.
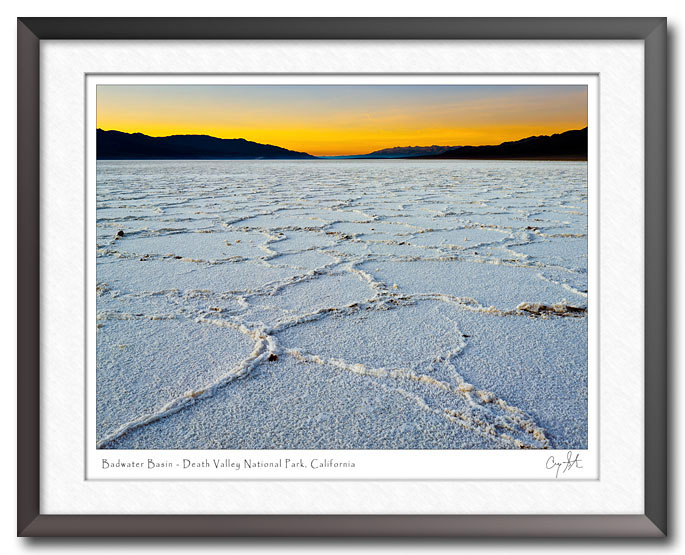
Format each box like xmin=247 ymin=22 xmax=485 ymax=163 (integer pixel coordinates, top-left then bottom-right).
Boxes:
xmin=416 ymin=128 xmax=587 ymax=161
xmin=362 ymin=145 xmax=461 ymax=158
xmin=97 ymin=129 xmax=317 ymax=160
xmin=319 ymin=145 xmax=460 ymax=159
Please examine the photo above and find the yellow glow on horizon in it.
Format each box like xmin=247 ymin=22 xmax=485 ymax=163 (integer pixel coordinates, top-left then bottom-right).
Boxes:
xmin=97 ymin=85 xmax=588 ymax=156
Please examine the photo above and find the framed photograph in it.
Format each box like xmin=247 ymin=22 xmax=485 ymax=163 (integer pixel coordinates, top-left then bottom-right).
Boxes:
xmin=17 ymin=17 xmax=667 ymax=537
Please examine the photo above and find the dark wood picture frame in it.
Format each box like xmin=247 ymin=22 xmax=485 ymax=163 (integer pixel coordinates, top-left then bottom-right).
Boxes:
xmin=17 ymin=17 xmax=667 ymax=537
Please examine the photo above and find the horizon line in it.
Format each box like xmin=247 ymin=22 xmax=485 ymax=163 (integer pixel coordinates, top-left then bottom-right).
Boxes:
xmin=97 ymin=126 xmax=589 ymax=158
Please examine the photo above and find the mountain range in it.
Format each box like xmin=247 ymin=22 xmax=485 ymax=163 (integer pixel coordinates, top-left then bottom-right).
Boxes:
xmin=96 ymin=129 xmax=316 ymax=160
xmin=97 ymin=128 xmax=587 ymax=161
xmin=415 ymin=128 xmax=588 ymax=161
xmin=320 ymin=145 xmax=460 ymax=159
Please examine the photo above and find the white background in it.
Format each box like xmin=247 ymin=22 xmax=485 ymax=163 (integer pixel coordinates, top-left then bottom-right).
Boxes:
xmin=1 ymin=0 xmax=683 ymax=552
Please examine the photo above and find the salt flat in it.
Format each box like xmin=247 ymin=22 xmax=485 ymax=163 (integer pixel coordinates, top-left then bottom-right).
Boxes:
xmin=96 ymin=160 xmax=588 ymax=450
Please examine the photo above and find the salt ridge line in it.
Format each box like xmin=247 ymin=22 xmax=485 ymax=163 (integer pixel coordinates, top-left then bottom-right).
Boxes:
xmin=96 ymin=162 xmax=587 ymax=449
xmin=99 ymin=189 xmax=581 ymax=246
xmin=98 ymin=187 xmax=580 ymax=233
xmin=96 ymin=244 xmax=585 ymax=281
xmin=97 ymin=217 xmax=587 ymax=326
xmin=96 ymin=290 xmax=577 ymax=448
xmin=96 ymin=321 xmax=275 ymax=449
xmin=98 ymin=225 xmax=585 ymax=279
xmin=98 ymin=316 xmax=549 ymax=449
xmin=280 ymin=345 xmax=548 ymax=449
xmin=95 ymin=287 xmax=587 ymax=327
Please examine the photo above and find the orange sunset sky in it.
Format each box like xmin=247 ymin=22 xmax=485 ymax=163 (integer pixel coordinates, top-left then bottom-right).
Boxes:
xmin=97 ymin=85 xmax=588 ymax=157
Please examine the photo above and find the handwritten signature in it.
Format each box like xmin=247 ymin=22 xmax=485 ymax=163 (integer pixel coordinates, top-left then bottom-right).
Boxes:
xmin=546 ymin=451 xmax=583 ymax=478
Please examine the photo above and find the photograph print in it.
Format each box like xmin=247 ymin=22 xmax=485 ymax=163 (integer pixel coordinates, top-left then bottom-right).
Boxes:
xmin=95 ymin=83 xmax=589 ymax=451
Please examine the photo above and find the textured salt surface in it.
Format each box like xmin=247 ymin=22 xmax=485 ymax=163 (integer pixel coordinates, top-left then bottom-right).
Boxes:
xmin=97 ymin=319 xmax=255 ymax=442
xmin=96 ymin=160 xmax=588 ymax=450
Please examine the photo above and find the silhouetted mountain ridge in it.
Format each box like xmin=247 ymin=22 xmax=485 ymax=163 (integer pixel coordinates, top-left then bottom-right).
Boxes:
xmin=97 ymin=129 xmax=317 ymax=160
xmin=415 ymin=128 xmax=587 ymax=161
xmin=97 ymin=128 xmax=587 ymax=161
xmin=319 ymin=144 xmax=460 ymax=159
xmin=364 ymin=145 xmax=461 ymax=157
